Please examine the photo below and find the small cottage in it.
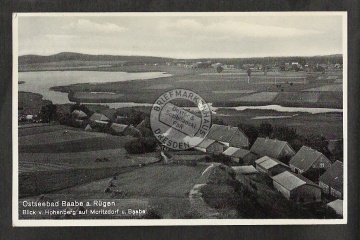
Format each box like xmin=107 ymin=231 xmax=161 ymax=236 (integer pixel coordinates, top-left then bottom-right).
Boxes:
xmin=250 ymin=137 xmax=295 ymax=160
xmin=289 ymin=146 xmax=332 ymax=174
xmin=110 ymin=123 xmax=129 ymax=136
xmin=272 ymin=171 xmax=322 ymax=203
xmin=206 ymin=124 xmax=249 ymax=148
xmin=194 ymin=139 xmax=225 ymax=155
xmin=319 ymin=160 xmax=343 ymax=199
xmin=255 ymin=156 xmax=289 ymax=176
xmin=223 ymin=147 xmax=258 ymax=165
xmin=327 ymin=199 xmax=343 ymax=216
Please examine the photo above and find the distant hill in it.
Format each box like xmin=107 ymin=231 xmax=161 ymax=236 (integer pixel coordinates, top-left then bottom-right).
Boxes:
xmin=19 ymin=52 xmax=174 ymax=65
xmin=19 ymin=52 xmax=343 ymax=66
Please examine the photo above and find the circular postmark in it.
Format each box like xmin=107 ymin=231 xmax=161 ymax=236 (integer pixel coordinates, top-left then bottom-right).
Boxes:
xmin=150 ymin=89 xmax=212 ymax=150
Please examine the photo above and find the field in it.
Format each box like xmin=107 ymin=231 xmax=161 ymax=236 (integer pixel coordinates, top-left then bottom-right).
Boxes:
xmin=214 ymin=109 xmax=343 ymax=140
xmin=18 ymin=164 xmax=209 ymax=219
xmin=47 ymin=65 xmax=343 ymax=108
xmin=18 ymin=125 xmax=159 ymax=197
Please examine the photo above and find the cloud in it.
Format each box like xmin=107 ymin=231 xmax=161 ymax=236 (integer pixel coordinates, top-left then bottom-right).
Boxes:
xmin=161 ymin=19 xmax=323 ymax=39
xmin=63 ymin=19 xmax=126 ymax=34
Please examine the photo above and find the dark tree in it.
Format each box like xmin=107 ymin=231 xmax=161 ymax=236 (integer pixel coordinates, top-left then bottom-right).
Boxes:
xmin=216 ymin=65 xmax=224 ymax=73
xmin=238 ymin=124 xmax=259 ymax=146
xmin=247 ymin=68 xmax=252 ymax=77
xmin=331 ymin=139 xmax=343 ymax=162
xmin=124 ymin=137 xmax=157 ymax=154
xmin=302 ymin=134 xmax=331 ymax=158
xmin=272 ymin=126 xmax=298 ymax=142
xmin=258 ymin=121 xmax=273 ymax=137
xmin=212 ymin=117 xmax=226 ymax=125
xmin=38 ymin=104 xmax=57 ymax=123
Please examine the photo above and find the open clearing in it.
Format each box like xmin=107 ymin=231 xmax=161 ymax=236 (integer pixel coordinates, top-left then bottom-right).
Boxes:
xmin=19 ymin=164 xmax=209 ymax=219
xmin=19 ymin=125 xmax=134 ymax=153
xmin=275 ymin=92 xmax=321 ymax=103
xmin=61 ymin=165 xmax=207 ymax=198
xmin=18 ymin=124 xmax=159 ymax=197
xmin=231 ymin=92 xmax=279 ymax=102
xmin=46 ymin=65 xmax=343 ymax=108
xmin=19 ymin=129 xmax=111 ymax=145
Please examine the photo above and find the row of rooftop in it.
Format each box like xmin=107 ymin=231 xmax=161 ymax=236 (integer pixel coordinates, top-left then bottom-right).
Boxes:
xmin=184 ymin=124 xmax=343 ymax=207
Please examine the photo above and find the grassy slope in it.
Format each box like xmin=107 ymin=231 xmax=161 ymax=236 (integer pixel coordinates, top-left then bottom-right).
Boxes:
xmin=19 ymin=164 xmax=208 ymax=219
xmin=18 ymin=125 xmax=159 ymax=197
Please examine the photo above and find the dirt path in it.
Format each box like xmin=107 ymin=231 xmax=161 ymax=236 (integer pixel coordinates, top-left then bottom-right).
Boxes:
xmin=188 ymin=163 xmax=220 ymax=218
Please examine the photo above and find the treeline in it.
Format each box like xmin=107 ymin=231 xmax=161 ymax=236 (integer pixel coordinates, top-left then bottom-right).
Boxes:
xmin=19 ymin=52 xmax=342 ymax=67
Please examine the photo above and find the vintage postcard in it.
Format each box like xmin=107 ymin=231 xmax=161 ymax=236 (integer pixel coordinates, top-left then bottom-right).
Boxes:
xmin=12 ymin=12 xmax=347 ymax=226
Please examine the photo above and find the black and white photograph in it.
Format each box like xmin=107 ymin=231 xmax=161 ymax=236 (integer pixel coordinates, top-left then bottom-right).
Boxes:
xmin=12 ymin=12 xmax=347 ymax=226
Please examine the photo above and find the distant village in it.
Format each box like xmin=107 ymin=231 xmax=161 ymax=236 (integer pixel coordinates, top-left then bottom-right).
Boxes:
xmin=165 ymin=59 xmax=342 ymax=73
xmin=19 ymin=102 xmax=343 ymax=217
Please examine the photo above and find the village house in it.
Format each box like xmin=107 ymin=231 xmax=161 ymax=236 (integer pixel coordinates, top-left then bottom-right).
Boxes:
xmin=71 ymin=110 xmax=88 ymax=120
xmin=255 ymin=156 xmax=289 ymax=176
xmin=206 ymin=124 xmax=249 ymax=148
xmin=327 ymin=199 xmax=343 ymax=216
xmin=101 ymin=109 xmax=118 ymax=122
xmin=89 ymin=112 xmax=111 ymax=123
xmin=194 ymin=139 xmax=225 ymax=155
xmin=109 ymin=123 xmax=129 ymax=136
xmin=319 ymin=160 xmax=343 ymax=199
xmin=289 ymin=146 xmax=332 ymax=174
xmin=272 ymin=171 xmax=322 ymax=203
xmin=250 ymin=137 xmax=295 ymax=160
xmin=222 ymin=147 xmax=258 ymax=165
xmin=91 ymin=120 xmax=110 ymax=129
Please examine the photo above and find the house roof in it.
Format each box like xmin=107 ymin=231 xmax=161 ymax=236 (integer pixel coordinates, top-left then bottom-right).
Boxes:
xmin=110 ymin=123 xmax=128 ymax=133
xmin=232 ymin=166 xmax=258 ymax=175
xmin=232 ymin=148 xmax=251 ymax=158
xmin=250 ymin=137 xmax=294 ymax=159
xmin=102 ymin=108 xmax=118 ymax=121
xmin=223 ymin=147 xmax=241 ymax=156
xmin=289 ymin=146 xmax=328 ymax=171
xmin=206 ymin=124 xmax=248 ymax=144
xmin=94 ymin=120 xmax=109 ymax=125
xmin=272 ymin=171 xmax=318 ymax=191
xmin=196 ymin=139 xmax=217 ymax=149
xmin=183 ymin=136 xmax=204 ymax=148
xmin=327 ymin=199 xmax=343 ymax=216
xmin=319 ymin=160 xmax=343 ymax=192
xmin=89 ymin=113 xmax=110 ymax=122
xmin=136 ymin=120 xmax=146 ymax=130
xmin=71 ymin=110 xmax=88 ymax=119
xmin=223 ymin=148 xmax=254 ymax=159
xmin=255 ymin=156 xmax=288 ymax=170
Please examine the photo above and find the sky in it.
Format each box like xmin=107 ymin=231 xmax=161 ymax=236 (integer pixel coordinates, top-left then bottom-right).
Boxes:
xmin=17 ymin=13 xmax=345 ymax=59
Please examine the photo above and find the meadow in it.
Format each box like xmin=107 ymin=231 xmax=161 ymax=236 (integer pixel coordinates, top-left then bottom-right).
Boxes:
xmin=47 ymin=65 xmax=343 ymax=108
xmin=18 ymin=125 xmax=159 ymax=197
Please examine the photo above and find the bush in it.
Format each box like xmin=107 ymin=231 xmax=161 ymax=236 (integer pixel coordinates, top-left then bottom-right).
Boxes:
xmin=124 ymin=137 xmax=157 ymax=154
xmin=209 ymin=154 xmax=233 ymax=166
xmin=141 ymin=208 xmax=162 ymax=219
xmin=201 ymin=184 xmax=238 ymax=209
